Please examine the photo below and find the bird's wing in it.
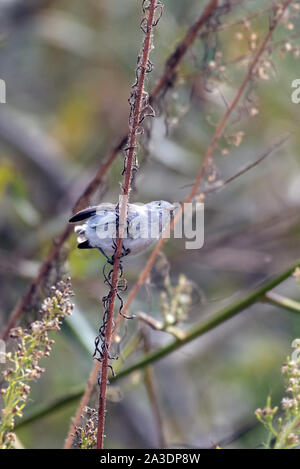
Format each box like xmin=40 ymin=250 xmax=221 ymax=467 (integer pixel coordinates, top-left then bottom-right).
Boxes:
xmin=69 ymin=206 xmax=98 ymax=223
xmin=69 ymin=203 xmax=116 ymax=223
xmin=90 ymin=211 xmax=138 ymax=228
xmin=70 ymin=203 xmax=143 ymax=227
xmin=89 ymin=211 xmax=117 ymax=228
xmin=127 ymin=206 xmax=149 ymax=239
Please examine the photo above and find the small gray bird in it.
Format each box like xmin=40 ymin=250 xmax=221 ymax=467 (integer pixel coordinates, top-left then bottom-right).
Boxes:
xmin=69 ymin=201 xmax=175 ymax=262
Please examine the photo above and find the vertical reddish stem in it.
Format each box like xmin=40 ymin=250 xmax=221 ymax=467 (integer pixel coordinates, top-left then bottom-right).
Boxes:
xmin=96 ymin=0 xmax=158 ymax=449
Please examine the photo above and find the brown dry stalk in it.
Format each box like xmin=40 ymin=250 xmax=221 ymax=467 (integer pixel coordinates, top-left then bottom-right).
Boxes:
xmin=63 ymin=0 xmax=220 ymax=449
xmin=1 ymin=0 xmax=219 ymax=343
xmin=64 ymin=361 xmax=101 ymax=449
xmin=96 ymin=0 xmax=159 ymax=450
xmin=150 ymin=0 xmax=218 ymax=100
xmin=141 ymin=326 xmax=166 ymax=448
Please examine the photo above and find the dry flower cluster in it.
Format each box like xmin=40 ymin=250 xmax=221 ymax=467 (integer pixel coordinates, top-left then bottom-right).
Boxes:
xmin=256 ymin=339 xmax=300 ymax=449
xmin=0 ymin=279 xmax=74 ymax=449
xmin=72 ymin=407 xmax=98 ymax=450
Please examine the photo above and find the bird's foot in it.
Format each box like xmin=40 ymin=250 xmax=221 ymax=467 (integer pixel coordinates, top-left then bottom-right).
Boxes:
xmin=97 ymin=247 xmax=112 ymax=264
xmin=121 ymin=247 xmax=131 ymax=258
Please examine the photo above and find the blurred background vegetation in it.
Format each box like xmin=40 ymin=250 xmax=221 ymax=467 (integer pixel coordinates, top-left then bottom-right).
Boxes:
xmin=1 ymin=0 xmax=300 ymax=449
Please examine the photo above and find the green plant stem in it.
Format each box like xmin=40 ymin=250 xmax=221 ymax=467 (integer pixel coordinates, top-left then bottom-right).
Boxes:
xmin=263 ymin=292 xmax=300 ymax=314
xmin=111 ymin=260 xmax=300 ymax=383
xmin=15 ymin=385 xmax=84 ymax=430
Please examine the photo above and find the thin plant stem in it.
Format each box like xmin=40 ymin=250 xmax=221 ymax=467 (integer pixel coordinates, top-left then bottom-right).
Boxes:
xmin=141 ymin=327 xmax=166 ymax=448
xmin=16 ymin=384 xmax=86 ymax=430
xmin=263 ymin=291 xmax=300 ymax=314
xmin=96 ymin=0 xmax=159 ymax=449
xmin=150 ymin=0 xmax=218 ymax=100
xmin=64 ymin=361 xmax=101 ymax=449
xmin=182 ymin=133 xmax=291 ymax=193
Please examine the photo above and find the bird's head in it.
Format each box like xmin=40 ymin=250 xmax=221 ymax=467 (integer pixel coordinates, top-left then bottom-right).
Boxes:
xmin=147 ymin=200 xmax=175 ymax=214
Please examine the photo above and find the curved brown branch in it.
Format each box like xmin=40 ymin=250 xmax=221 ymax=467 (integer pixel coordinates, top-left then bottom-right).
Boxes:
xmin=64 ymin=361 xmax=101 ymax=449
xmin=150 ymin=0 xmax=218 ymax=100
xmin=1 ymin=0 xmax=219 ymax=342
